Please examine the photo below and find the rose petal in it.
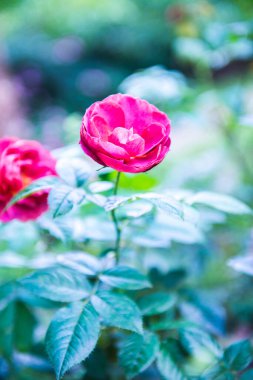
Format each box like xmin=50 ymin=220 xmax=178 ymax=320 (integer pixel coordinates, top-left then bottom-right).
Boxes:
xmin=87 ymin=115 xmax=110 ymax=139
xmin=109 ymin=127 xmax=145 ymax=156
xmin=141 ymin=123 xmax=166 ymax=153
xmin=94 ymin=100 xmax=125 ymax=129
xmin=0 ymin=137 xmax=17 ymax=154
xmin=116 ymin=95 xmax=154 ymax=133
xmin=79 ymin=139 xmax=105 ymax=166
xmin=82 ymin=131 xmax=130 ymax=160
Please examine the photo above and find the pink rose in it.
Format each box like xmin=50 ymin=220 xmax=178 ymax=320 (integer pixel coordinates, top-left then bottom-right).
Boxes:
xmin=80 ymin=94 xmax=171 ymax=173
xmin=0 ymin=137 xmax=57 ymax=223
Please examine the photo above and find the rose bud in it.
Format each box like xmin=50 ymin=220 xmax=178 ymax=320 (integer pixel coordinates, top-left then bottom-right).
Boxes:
xmin=0 ymin=137 xmax=57 ymax=222
xmin=80 ymin=94 xmax=171 ymax=173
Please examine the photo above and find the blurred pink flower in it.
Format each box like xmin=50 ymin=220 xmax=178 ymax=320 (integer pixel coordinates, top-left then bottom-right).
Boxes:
xmin=80 ymin=94 xmax=171 ymax=173
xmin=0 ymin=137 xmax=57 ymax=222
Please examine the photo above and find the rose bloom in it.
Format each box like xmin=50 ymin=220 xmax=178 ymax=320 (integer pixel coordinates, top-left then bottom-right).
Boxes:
xmin=0 ymin=137 xmax=57 ymax=223
xmin=80 ymin=94 xmax=171 ymax=173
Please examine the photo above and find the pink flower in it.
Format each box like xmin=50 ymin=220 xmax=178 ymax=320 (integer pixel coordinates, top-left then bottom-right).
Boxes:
xmin=80 ymin=94 xmax=171 ymax=173
xmin=0 ymin=137 xmax=57 ymax=223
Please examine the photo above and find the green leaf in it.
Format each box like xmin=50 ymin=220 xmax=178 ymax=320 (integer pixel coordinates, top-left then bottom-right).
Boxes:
xmin=223 ymin=340 xmax=252 ymax=371
xmin=91 ymin=290 xmax=143 ymax=334
xmin=138 ymin=292 xmax=176 ymax=316
xmin=0 ymin=301 xmax=15 ymax=356
xmin=46 ymin=302 xmax=100 ymax=380
xmin=5 ymin=176 xmax=60 ymax=209
xmin=0 ymin=299 xmax=36 ymax=356
xmin=186 ymin=192 xmax=252 ymax=215
xmin=157 ymin=340 xmax=188 ymax=380
xmin=20 ymin=267 xmax=91 ymax=302
xmin=119 ymin=331 xmax=159 ymax=379
xmin=179 ymin=327 xmax=223 ymax=358
xmin=100 ymin=266 xmax=151 ymax=290
xmin=48 ymin=185 xmax=86 ymax=218
xmin=14 ymin=301 xmax=36 ymax=351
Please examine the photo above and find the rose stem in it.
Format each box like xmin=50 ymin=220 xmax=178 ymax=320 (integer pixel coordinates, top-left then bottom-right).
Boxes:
xmin=111 ymin=171 xmax=121 ymax=264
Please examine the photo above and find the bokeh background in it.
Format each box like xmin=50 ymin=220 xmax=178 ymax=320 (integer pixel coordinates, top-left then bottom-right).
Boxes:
xmin=0 ymin=0 xmax=252 ymax=195
xmin=0 ymin=0 xmax=253 ymax=379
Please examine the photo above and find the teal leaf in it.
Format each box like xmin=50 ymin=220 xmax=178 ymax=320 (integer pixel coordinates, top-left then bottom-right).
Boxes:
xmin=138 ymin=292 xmax=176 ymax=316
xmin=48 ymin=185 xmax=86 ymax=218
xmin=223 ymin=340 xmax=252 ymax=371
xmin=20 ymin=267 xmax=91 ymax=302
xmin=179 ymin=326 xmax=223 ymax=358
xmin=105 ymin=193 xmax=184 ymax=220
xmin=56 ymin=158 xmax=91 ymax=187
xmin=91 ymin=290 xmax=143 ymax=334
xmin=186 ymin=192 xmax=252 ymax=215
xmin=57 ymin=252 xmax=102 ymax=275
xmin=88 ymin=181 xmax=114 ymax=193
xmin=157 ymin=340 xmax=188 ymax=380
xmin=203 ymin=364 xmax=233 ymax=380
xmin=100 ymin=266 xmax=151 ymax=290
xmin=46 ymin=302 xmax=100 ymax=380
xmin=119 ymin=331 xmax=159 ymax=379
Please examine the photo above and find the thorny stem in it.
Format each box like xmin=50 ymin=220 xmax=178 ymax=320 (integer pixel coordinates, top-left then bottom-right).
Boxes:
xmin=111 ymin=172 xmax=122 ymax=264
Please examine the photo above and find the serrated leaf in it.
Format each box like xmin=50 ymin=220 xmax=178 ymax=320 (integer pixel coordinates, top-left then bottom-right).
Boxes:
xmin=223 ymin=340 xmax=252 ymax=371
xmin=20 ymin=267 xmax=91 ymax=302
xmin=157 ymin=340 xmax=188 ymax=380
xmin=49 ymin=185 xmax=86 ymax=218
xmin=46 ymin=302 xmax=100 ymax=380
xmin=138 ymin=292 xmax=176 ymax=316
xmin=180 ymin=298 xmax=225 ymax=336
xmin=100 ymin=266 xmax=151 ymax=290
xmin=186 ymin=192 xmax=252 ymax=215
xmin=141 ymin=193 xmax=184 ymax=219
xmin=4 ymin=176 xmax=60 ymax=209
xmin=119 ymin=331 xmax=159 ymax=379
xmin=105 ymin=193 xmax=184 ymax=220
xmin=179 ymin=327 xmax=223 ymax=358
xmin=91 ymin=290 xmax=143 ymax=334
xmin=57 ymin=252 xmax=102 ymax=275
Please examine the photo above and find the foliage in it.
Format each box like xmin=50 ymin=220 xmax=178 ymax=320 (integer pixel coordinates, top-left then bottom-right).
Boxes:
xmin=0 ymin=0 xmax=253 ymax=379
xmin=0 ymin=153 xmax=252 ymax=379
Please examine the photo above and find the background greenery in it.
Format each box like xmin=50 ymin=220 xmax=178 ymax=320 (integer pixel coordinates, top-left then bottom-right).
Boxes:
xmin=0 ymin=0 xmax=252 ymax=379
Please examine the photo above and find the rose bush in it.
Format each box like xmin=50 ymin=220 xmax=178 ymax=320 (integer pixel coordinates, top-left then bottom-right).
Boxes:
xmin=0 ymin=137 xmax=57 ymax=222
xmin=0 ymin=101 xmax=252 ymax=380
xmin=80 ymin=93 xmax=171 ymax=173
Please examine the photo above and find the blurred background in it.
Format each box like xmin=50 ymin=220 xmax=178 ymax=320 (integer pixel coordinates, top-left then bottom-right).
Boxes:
xmin=0 ymin=0 xmax=252 ymax=196
xmin=0 ymin=0 xmax=253 ymax=378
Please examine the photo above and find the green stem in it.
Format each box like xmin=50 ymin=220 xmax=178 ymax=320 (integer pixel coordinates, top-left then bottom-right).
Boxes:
xmin=111 ymin=172 xmax=121 ymax=264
